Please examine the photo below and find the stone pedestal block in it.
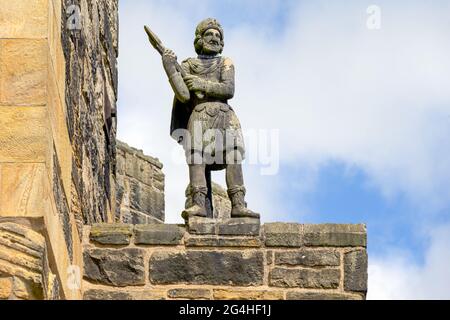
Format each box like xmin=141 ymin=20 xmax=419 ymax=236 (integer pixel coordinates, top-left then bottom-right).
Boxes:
xmin=187 ymin=217 xmax=260 ymax=236
xmin=134 ymin=224 xmax=185 ymax=245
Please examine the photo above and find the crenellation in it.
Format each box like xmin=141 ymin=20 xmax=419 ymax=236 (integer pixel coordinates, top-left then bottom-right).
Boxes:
xmin=89 ymin=223 xmax=133 ymax=245
xmin=115 ymin=140 xmax=165 ymax=224
xmin=264 ymin=223 xmax=304 ymax=247
xmin=134 ymin=224 xmax=185 ymax=246
xmin=344 ymin=249 xmax=368 ymax=293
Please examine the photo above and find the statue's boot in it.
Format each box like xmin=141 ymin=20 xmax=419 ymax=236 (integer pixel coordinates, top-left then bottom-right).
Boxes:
xmin=182 ymin=186 xmax=207 ymax=220
xmin=228 ymin=186 xmax=260 ymax=219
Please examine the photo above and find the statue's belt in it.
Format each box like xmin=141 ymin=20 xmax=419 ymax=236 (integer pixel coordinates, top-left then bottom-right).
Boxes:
xmin=193 ymin=102 xmax=232 ymax=117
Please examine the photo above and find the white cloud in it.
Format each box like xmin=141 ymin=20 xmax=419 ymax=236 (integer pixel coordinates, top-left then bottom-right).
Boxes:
xmin=225 ymin=2 xmax=450 ymax=211
xmin=369 ymin=224 xmax=450 ymax=299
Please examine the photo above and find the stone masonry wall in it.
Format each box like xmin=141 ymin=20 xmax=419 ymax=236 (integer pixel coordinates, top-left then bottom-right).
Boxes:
xmin=61 ymin=0 xmax=118 ymax=229
xmin=82 ymin=221 xmax=367 ymax=300
xmin=1 ymin=0 xmax=85 ymax=299
xmin=0 ymin=0 xmax=119 ymax=299
xmin=0 ymin=220 xmax=60 ymax=300
xmin=115 ymin=141 xmax=165 ymax=224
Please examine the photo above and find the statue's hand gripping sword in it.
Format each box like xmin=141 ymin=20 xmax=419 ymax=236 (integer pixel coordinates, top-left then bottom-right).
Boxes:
xmin=144 ymin=25 xmax=204 ymax=99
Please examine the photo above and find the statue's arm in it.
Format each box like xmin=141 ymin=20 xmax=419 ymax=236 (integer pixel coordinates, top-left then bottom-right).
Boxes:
xmin=162 ymin=49 xmax=190 ymax=103
xmin=204 ymin=58 xmax=235 ymax=100
xmin=168 ymin=69 xmax=191 ymax=103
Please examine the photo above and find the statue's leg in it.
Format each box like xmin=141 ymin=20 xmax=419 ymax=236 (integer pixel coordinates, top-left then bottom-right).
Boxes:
xmin=182 ymin=163 xmax=208 ymax=220
xmin=205 ymin=167 xmax=214 ymax=218
xmin=189 ymin=163 xmax=206 ymax=187
xmin=226 ymin=163 xmax=244 ymax=187
xmin=226 ymin=157 xmax=260 ymax=219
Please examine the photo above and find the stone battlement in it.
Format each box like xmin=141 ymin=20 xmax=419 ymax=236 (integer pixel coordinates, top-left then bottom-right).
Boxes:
xmin=82 ymin=222 xmax=367 ymax=300
xmin=116 ymin=140 xmax=165 ymax=224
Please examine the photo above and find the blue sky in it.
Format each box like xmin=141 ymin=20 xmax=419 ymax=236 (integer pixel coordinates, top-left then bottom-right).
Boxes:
xmin=118 ymin=0 xmax=450 ymax=299
xmin=281 ymin=162 xmax=431 ymax=261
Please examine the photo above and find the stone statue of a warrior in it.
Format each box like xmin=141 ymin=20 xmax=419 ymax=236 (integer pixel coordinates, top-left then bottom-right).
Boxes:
xmin=156 ymin=18 xmax=259 ymax=220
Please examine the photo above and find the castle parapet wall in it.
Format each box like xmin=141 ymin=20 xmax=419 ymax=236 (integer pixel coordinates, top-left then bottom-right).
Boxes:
xmin=82 ymin=221 xmax=367 ymax=300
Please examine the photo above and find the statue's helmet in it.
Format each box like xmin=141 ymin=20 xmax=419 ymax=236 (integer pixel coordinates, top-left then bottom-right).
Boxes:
xmin=194 ymin=18 xmax=225 ymax=54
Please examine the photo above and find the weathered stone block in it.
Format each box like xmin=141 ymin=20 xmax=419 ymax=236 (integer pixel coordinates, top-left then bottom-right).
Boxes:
xmin=213 ymin=289 xmax=284 ymax=300
xmin=214 ymin=236 xmax=261 ymax=248
xmin=128 ymin=180 xmax=164 ymax=221
xmin=188 ymin=217 xmax=216 ymax=235
xmin=83 ymin=289 xmax=133 ymax=300
xmin=153 ymin=179 xmax=165 ymax=192
xmin=47 ymin=13 xmax=65 ymax=103
xmin=168 ymin=288 xmax=211 ymax=300
xmin=0 ymin=222 xmax=47 ymax=300
xmin=134 ymin=224 xmax=185 ymax=245
xmin=303 ymin=224 xmax=366 ymax=247
xmin=124 ymin=153 xmax=153 ymax=186
xmin=45 ymin=272 xmax=60 ymax=300
xmin=0 ymin=0 xmax=48 ymax=39
xmin=0 ymin=40 xmax=47 ymax=105
xmin=89 ymin=224 xmax=132 ymax=245
xmin=212 ymin=182 xmax=231 ymax=219
xmin=116 ymin=149 xmax=126 ymax=176
xmin=0 ymin=164 xmax=48 ymax=217
xmin=118 ymin=141 xmax=164 ymax=189
xmin=185 ymin=235 xmax=261 ymax=248
xmin=217 ymin=218 xmax=260 ymax=236
xmin=62 ymin=0 xmax=119 ymax=228
xmin=287 ymin=292 xmax=363 ymax=300
xmin=120 ymin=208 xmax=164 ymax=225
xmin=274 ymin=249 xmax=340 ymax=267
xmin=0 ymin=278 xmax=12 ymax=299
xmin=84 ymin=288 xmax=167 ymax=301
xmin=266 ymin=250 xmax=274 ymax=265
xmin=187 ymin=217 xmax=260 ymax=236
xmin=153 ymin=169 xmax=165 ymax=181
xmin=121 ymin=208 xmax=147 ymax=225
xmin=129 ymin=179 xmax=153 ymax=213
xmin=12 ymin=276 xmax=43 ymax=300
xmin=151 ymin=189 xmax=165 ymax=221
xmin=52 ymin=149 xmax=73 ymax=262
xmin=83 ymin=248 xmax=145 ymax=287
xmin=269 ymin=267 xmax=340 ymax=289
xmin=0 ymin=222 xmax=45 ymax=283
xmin=264 ymin=223 xmax=303 ymax=247
xmin=133 ymin=290 xmax=167 ymax=300
xmin=344 ymin=250 xmax=368 ymax=292
xmin=149 ymin=251 xmax=264 ymax=286
xmin=0 ymin=108 xmax=49 ymax=163
xmin=47 ymin=65 xmax=71 ymax=193
xmin=147 ymin=215 xmax=164 ymax=225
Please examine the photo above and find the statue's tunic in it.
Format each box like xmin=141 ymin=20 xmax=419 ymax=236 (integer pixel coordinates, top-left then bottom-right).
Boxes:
xmin=170 ymin=56 xmax=244 ymax=170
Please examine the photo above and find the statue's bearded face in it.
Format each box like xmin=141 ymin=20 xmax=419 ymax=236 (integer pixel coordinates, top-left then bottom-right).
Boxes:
xmin=201 ymin=28 xmax=223 ymax=55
